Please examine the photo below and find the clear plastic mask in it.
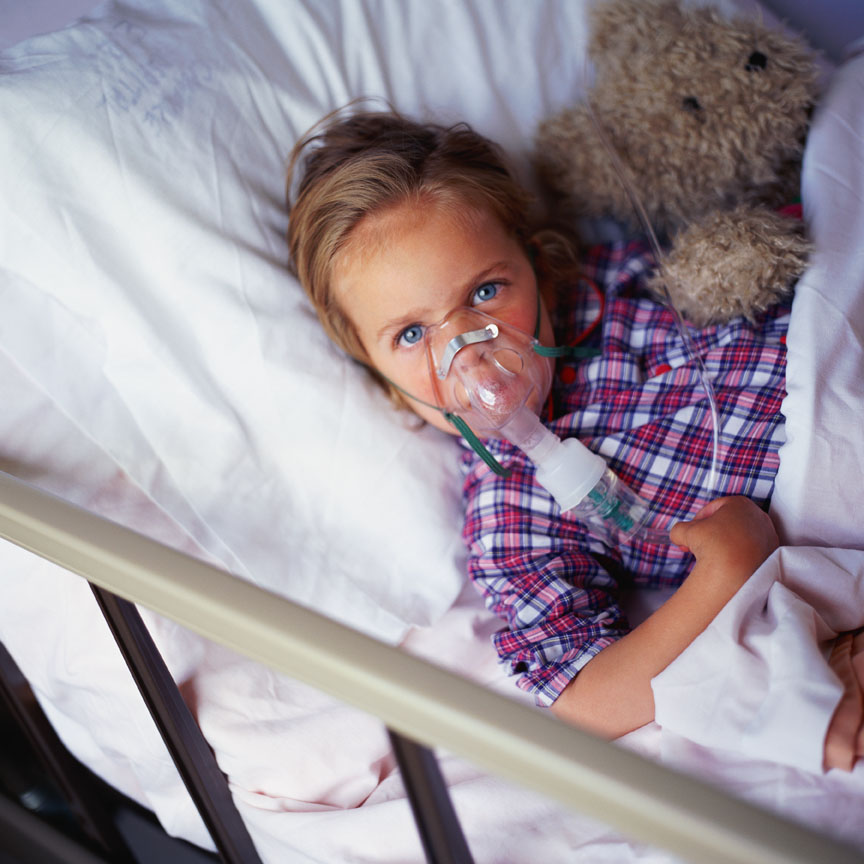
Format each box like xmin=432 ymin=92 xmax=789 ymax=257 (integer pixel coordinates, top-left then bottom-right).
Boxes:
xmin=424 ymin=307 xmax=552 ymax=434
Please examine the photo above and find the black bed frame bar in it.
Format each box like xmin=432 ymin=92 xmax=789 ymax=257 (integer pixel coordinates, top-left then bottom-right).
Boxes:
xmin=0 ymin=584 xmax=474 ymax=863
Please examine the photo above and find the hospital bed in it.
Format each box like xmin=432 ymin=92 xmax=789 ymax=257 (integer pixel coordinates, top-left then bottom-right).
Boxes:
xmin=1 ymin=0 xmax=864 ymax=862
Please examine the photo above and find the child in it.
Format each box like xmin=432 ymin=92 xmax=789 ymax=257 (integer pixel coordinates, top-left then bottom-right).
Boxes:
xmin=286 ymin=108 xmax=782 ymax=738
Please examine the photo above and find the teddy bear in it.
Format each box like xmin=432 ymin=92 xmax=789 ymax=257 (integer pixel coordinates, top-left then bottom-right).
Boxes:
xmin=534 ymin=0 xmax=820 ymax=327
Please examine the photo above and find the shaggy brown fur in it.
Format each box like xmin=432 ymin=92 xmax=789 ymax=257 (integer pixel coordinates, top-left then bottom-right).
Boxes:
xmin=535 ymin=0 xmax=819 ymax=326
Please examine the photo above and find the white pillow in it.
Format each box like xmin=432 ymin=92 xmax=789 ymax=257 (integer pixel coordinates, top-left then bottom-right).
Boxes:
xmin=0 ymin=0 xmax=597 ymax=641
xmin=771 ymin=47 xmax=864 ymax=546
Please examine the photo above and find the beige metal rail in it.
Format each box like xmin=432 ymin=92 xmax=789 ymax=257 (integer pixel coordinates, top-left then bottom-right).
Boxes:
xmin=0 ymin=469 xmax=861 ymax=864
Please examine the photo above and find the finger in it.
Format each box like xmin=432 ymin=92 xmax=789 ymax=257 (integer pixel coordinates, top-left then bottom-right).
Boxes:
xmin=671 ymin=495 xmax=742 ymax=549
xmin=670 ymin=495 xmax=735 ymax=550
xmin=689 ymin=496 xmax=731 ymax=522
xmin=669 ymin=520 xmax=690 ymax=550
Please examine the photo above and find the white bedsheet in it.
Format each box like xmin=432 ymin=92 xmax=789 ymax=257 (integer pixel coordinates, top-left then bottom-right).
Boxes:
xmin=650 ymin=45 xmax=864 ymax=853
xmin=2 ymin=1 xmax=864 ymax=862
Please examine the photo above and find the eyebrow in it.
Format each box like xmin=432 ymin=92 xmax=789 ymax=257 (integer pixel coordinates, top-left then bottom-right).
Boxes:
xmin=375 ymin=261 xmax=511 ymax=344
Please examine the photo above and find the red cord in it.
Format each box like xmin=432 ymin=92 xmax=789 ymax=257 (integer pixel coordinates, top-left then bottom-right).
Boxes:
xmin=571 ymin=277 xmax=605 ymax=345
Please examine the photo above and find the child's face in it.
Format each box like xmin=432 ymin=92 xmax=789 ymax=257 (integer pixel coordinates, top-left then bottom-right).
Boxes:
xmin=332 ymin=199 xmax=555 ymax=435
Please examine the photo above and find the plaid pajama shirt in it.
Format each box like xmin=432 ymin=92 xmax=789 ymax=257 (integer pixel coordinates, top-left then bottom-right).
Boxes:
xmin=459 ymin=240 xmax=790 ymax=706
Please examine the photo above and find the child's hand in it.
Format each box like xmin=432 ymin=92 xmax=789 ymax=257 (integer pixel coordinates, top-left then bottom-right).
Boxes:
xmin=670 ymin=496 xmax=779 ymax=591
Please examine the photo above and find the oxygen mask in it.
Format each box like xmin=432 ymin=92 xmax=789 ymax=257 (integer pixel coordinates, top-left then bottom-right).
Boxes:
xmin=424 ymin=307 xmax=552 ymax=435
xmin=423 ymin=307 xmax=669 ymax=548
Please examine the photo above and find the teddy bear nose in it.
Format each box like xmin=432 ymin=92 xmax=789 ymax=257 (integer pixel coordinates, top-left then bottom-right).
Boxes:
xmin=682 ymin=96 xmax=702 ymax=113
xmin=746 ymin=50 xmax=768 ymax=71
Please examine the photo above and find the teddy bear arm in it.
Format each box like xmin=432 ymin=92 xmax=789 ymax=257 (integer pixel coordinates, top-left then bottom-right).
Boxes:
xmin=647 ymin=205 xmax=811 ymax=327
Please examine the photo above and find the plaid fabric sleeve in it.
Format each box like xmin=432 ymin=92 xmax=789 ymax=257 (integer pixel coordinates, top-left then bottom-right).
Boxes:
xmin=461 ymin=453 xmax=630 ymax=706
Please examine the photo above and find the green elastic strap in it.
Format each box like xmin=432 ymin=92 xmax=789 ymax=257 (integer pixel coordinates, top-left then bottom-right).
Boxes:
xmin=379 ymin=372 xmax=512 ymax=477
xmin=444 ymin=412 xmax=511 ymax=478
xmin=532 ymin=283 xmax=601 ymax=360
xmin=533 ymin=344 xmax=600 ymax=359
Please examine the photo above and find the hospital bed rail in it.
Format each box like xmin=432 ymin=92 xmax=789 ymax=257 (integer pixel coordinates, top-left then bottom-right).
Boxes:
xmin=0 ymin=468 xmax=861 ymax=864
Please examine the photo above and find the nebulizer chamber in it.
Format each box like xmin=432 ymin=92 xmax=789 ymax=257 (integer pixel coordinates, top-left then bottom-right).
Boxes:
xmin=426 ymin=308 xmax=669 ymax=546
xmin=499 ymin=406 xmax=667 ymax=546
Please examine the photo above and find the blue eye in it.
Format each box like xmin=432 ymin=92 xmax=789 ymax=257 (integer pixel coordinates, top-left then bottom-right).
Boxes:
xmin=472 ymin=282 xmax=500 ymax=305
xmin=397 ymin=324 xmax=425 ymax=347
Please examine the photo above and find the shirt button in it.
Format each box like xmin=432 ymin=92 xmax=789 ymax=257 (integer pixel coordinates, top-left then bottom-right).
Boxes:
xmin=560 ymin=366 xmax=577 ymax=385
xmin=655 ymin=363 xmax=672 ymax=376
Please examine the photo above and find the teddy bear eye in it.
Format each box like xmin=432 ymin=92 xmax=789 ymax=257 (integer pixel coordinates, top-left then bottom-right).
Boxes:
xmin=746 ymin=50 xmax=768 ymax=71
xmin=682 ymin=96 xmax=702 ymax=113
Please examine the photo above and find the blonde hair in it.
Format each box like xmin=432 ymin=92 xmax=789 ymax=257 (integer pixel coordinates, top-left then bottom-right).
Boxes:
xmin=286 ymin=107 xmax=577 ymax=404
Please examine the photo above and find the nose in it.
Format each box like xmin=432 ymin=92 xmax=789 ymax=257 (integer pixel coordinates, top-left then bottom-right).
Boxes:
xmin=436 ymin=323 xmax=499 ymax=379
xmin=448 ymin=342 xmax=527 ymax=422
xmin=746 ymin=50 xmax=767 ymax=71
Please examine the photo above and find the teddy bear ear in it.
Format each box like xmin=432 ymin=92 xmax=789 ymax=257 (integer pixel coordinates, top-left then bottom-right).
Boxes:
xmin=589 ymin=0 xmax=686 ymax=63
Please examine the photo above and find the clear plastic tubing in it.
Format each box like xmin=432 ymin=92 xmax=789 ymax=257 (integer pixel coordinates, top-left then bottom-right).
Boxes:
xmin=501 ymin=407 xmax=670 ymax=547
xmin=586 ymin=95 xmax=721 ymax=497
